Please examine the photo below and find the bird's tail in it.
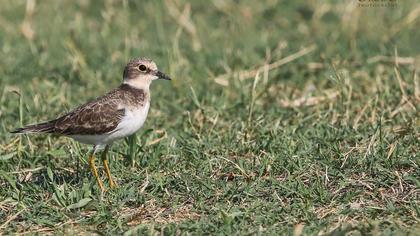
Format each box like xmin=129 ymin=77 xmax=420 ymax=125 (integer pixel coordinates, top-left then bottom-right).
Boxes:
xmin=11 ymin=120 xmax=56 ymax=134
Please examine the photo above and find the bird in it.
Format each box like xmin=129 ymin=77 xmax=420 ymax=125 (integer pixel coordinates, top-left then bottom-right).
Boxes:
xmin=11 ymin=58 xmax=171 ymax=191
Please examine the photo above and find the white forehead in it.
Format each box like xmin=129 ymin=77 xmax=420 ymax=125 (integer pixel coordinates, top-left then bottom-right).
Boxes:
xmin=143 ymin=60 xmax=157 ymax=71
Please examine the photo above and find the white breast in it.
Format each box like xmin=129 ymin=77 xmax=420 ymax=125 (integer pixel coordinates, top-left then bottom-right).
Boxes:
xmin=70 ymin=102 xmax=150 ymax=146
xmin=108 ymin=102 xmax=150 ymax=141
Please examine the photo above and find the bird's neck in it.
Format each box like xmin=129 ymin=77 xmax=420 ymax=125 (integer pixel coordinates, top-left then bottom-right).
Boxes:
xmin=123 ymin=79 xmax=151 ymax=91
xmin=118 ymin=83 xmax=150 ymax=105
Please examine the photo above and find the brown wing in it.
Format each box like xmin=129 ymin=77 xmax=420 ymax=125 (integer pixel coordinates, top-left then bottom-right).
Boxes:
xmin=11 ymin=84 xmax=146 ymax=135
xmin=52 ymin=91 xmax=126 ymax=135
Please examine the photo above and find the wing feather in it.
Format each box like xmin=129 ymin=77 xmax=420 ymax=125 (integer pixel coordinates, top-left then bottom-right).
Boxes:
xmin=11 ymin=84 xmax=146 ymax=136
xmin=53 ymin=90 xmax=126 ymax=135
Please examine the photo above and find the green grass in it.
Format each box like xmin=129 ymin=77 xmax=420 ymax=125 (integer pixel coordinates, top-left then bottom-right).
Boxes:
xmin=1 ymin=0 xmax=419 ymax=235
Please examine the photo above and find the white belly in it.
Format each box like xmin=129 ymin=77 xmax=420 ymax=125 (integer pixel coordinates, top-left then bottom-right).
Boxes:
xmin=69 ymin=102 xmax=150 ymax=146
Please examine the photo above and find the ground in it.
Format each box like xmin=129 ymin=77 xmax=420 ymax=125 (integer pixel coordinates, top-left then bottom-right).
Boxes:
xmin=0 ymin=0 xmax=419 ymax=235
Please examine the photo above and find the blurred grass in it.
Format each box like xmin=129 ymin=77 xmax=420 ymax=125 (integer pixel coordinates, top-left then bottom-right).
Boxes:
xmin=0 ymin=0 xmax=419 ymax=235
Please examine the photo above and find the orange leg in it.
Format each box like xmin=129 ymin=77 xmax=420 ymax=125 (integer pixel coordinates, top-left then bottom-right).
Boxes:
xmin=101 ymin=145 xmax=116 ymax=188
xmin=88 ymin=151 xmax=105 ymax=192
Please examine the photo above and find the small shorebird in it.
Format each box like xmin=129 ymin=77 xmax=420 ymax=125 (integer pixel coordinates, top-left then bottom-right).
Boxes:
xmin=11 ymin=58 xmax=171 ymax=191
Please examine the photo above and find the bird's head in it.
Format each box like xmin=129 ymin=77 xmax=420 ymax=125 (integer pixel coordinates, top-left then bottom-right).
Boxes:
xmin=123 ymin=58 xmax=171 ymax=89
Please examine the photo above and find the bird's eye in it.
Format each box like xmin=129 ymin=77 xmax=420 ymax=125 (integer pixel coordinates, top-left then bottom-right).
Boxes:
xmin=138 ymin=64 xmax=147 ymax=72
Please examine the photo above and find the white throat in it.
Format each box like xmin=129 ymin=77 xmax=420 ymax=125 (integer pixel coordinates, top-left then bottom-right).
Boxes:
xmin=123 ymin=78 xmax=152 ymax=90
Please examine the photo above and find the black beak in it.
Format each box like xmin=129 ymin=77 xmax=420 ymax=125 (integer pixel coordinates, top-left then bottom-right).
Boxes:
xmin=154 ymin=70 xmax=172 ymax=80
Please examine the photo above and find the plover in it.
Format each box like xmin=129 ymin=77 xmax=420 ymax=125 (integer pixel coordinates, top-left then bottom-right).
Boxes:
xmin=11 ymin=58 xmax=171 ymax=191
